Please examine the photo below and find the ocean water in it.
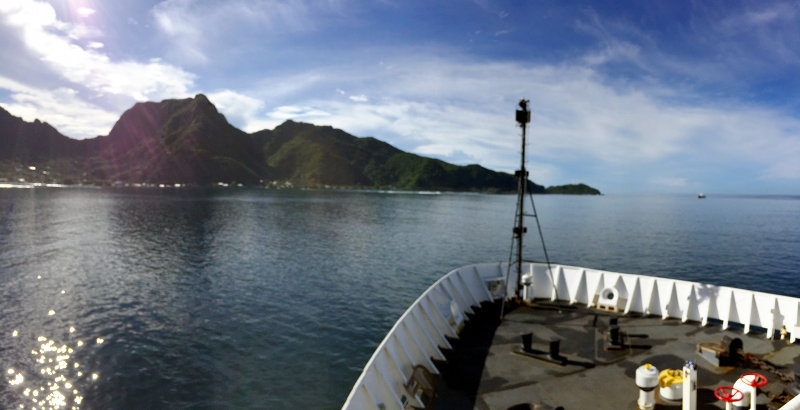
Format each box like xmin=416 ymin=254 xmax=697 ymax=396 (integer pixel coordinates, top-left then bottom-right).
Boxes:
xmin=0 ymin=188 xmax=798 ymax=409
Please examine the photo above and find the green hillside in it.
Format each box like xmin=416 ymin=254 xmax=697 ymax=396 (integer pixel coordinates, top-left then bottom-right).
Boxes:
xmin=0 ymin=95 xmax=594 ymax=194
xmin=545 ymin=183 xmax=601 ymax=195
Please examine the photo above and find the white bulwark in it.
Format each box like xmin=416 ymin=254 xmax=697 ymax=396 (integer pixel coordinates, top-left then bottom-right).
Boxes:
xmin=342 ymin=262 xmax=800 ymax=410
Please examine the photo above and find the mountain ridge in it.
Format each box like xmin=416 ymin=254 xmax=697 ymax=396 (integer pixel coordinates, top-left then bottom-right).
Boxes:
xmin=0 ymin=95 xmax=599 ymax=194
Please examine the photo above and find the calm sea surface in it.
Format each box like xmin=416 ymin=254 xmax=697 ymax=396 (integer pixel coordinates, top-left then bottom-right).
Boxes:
xmin=1 ymin=188 xmax=798 ymax=409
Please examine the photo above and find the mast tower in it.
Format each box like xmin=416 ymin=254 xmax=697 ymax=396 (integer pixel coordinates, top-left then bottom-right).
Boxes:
xmin=508 ymin=99 xmax=554 ymax=301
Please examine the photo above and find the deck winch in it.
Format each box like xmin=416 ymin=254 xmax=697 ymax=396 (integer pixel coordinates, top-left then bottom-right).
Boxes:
xmin=658 ymin=368 xmax=683 ymax=401
xmin=637 ymin=361 xmax=698 ymax=410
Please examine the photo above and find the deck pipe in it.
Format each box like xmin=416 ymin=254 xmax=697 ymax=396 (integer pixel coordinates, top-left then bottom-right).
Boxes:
xmin=781 ymin=393 xmax=800 ymax=410
xmin=682 ymin=361 xmax=697 ymax=410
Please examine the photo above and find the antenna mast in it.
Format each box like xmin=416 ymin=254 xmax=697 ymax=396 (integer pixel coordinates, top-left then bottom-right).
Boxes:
xmin=512 ymin=100 xmax=531 ymax=298
xmin=505 ymin=99 xmax=555 ymax=305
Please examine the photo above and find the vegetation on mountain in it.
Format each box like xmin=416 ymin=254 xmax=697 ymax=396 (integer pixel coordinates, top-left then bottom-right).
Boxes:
xmin=545 ymin=183 xmax=601 ymax=195
xmin=0 ymin=95 xmax=596 ymax=194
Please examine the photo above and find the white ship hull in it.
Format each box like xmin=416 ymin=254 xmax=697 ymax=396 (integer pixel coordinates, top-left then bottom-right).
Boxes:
xmin=343 ymin=262 xmax=800 ymax=409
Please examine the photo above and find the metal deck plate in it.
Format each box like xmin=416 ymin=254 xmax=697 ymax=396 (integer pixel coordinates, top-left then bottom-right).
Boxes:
xmin=431 ymin=301 xmax=800 ymax=410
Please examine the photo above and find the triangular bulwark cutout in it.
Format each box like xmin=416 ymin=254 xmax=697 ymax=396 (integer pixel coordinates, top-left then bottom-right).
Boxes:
xmin=552 ymin=266 xmax=568 ymax=302
xmin=533 ymin=263 xmax=554 ymax=300
xmin=702 ymin=286 xmax=719 ymax=327
xmin=663 ymin=282 xmax=680 ymax=320
xmin=767 ymin=298 xmax=783 ymax=340
xmin=723 ymin=290 xmax=741 ymax=331
xmin=549 ymin=266 xmax=560 ymax=301
xmin=445 ymin=276 xmax=473 ymax=315
xmin=646 ymin=280 xmax=661 ymax=317
xmin=571 ymin=269 xmax=589 ymax=305
xmin=588 ymin=273 xmax=607 ymax=308
xmin=792 ymin=301 xmax=800 ymax=343
xmin=612 ymin=275 xmax=628 ymax=299
xmin=625 ymin=277 xmax=643 ymax=315
xmin=470 ymin=266 xmax=493 ymax=301
xmin=682 ymin=286 xmax=700 ymax=323
xmin=744 ymin=293 xmax=760 ymax=334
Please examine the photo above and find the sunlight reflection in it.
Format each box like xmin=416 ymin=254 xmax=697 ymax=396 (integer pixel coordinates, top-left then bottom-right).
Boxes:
xmin=6 ymin=325 xmax=100 ymax=409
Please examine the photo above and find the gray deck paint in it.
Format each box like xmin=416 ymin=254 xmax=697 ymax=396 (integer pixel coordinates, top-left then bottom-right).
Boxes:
xmin=431 ymin=301 xmax=800 ymax=410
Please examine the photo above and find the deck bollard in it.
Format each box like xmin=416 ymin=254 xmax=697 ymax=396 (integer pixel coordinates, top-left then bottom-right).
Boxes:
xmin=520 ymin=333 xmax=533 ymax=352
xmin=548 ymin=337 xmax=561 ymax=361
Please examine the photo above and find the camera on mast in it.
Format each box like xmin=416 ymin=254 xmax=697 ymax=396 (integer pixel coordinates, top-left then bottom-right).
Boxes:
xmin=516 ymin=99 xmax=530 ymax=125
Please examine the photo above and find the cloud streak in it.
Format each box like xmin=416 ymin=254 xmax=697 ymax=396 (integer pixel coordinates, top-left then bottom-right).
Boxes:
xmin=0 ymin=0 xmax=195 ymax=138
xmin=151 ymin=0 xmax=327 ymax=65
xmin=0 ymin=77 xmax=119 ymax=139
xmin=0 ymin=0 xmax=798 ymax=193
xmin=219 ymin=54 xmax=800 ymax=190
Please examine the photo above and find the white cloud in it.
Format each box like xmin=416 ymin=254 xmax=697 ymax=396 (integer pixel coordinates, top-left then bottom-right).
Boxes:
xmin=582 ymin=41 xmax=641 ymax=66
xmin=151 ymin=0 xmax=207 ymax=64
xmin=730 ymin=4 xmax=800 ymax=66
xmin=652 ymin=177 xmax=688 ymax=188
xmin=255 ymin=72 xmax=327 ymax=101
xmin=67 ymin=22 xmax=102 ymax=41
xmin=76 ymin=7 xmax=96 ymax=17
xmin=732 ymin=3 xmax=797 ymax=27
xmin=0 ymin=76 xmax=118 ymax=138
xmin=266 ymin=105 xmax=332 ymax=125
xmin=0 ymin=0 xmax=195 ymax=103
xmin=1 ymin=0 xmax=797 ymax=191
xmin=151 ymin=0 xmax=320 ymax=64
xmin=764 ymin=156 xmax=800 ymax=180
xmin=237 ymin=54 xmax=800 ymax=183
xmin=573 ymin=11 xmax=648 ymax=71
xmin=0 ymin=0 xmax=197 ymax=137
xmin=207 ymin=90 xmax=265 ymax=132
xmin=1 ymin=0 xmax=57 ymax=27
xmin=526 ymin=162 xmax=560 ymax=187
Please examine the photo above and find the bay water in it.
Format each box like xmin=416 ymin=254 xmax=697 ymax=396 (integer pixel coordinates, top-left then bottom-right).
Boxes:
xmin=1 ymin=188 xmax=798 ymax=409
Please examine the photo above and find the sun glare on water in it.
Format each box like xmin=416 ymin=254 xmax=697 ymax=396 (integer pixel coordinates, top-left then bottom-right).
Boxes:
xmin=6 ymin=277 xmax=102 ymax=409
xmin=6 ymin=330 xmax=96 ymax=409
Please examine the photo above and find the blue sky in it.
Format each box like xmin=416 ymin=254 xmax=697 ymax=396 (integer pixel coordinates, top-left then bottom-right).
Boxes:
xmin=1 ymin=0 xmax=799 ymax=194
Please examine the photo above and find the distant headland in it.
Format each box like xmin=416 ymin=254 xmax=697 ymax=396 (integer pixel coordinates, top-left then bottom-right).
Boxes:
xmin=0 ymin=94 xmax=600 ymax=195
xmin=545 ymin=184 xmax=602 ymax=195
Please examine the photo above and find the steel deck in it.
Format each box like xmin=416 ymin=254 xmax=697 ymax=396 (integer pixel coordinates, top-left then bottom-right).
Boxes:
xmin=431 ymin=301 xmax=800 ymax=410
